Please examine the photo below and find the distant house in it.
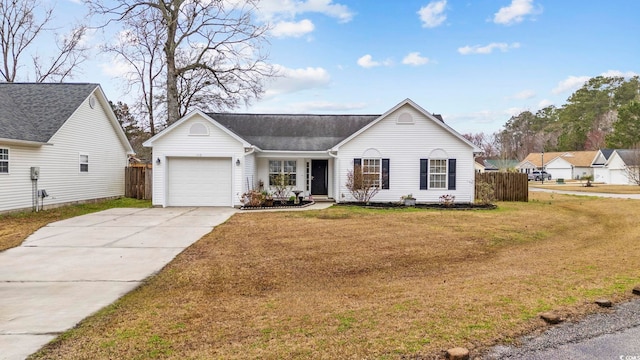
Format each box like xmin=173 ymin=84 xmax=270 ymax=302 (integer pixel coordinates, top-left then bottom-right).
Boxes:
xmin=517 ymin=151 xmax=597 ymax=180
xmin=482 ymin=158 xmax=519 ymax=172
xmin=592 ymin=149 xmax=640 ymax=184
xmin=0 ymin=83 xmax=134 ymax=213
xmin=143 ymin=99 xmax=482 ymax=207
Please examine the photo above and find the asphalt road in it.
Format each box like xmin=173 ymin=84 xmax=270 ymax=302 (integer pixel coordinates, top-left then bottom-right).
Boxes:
xmin=482 ymin=299 xmax=640 ymax=359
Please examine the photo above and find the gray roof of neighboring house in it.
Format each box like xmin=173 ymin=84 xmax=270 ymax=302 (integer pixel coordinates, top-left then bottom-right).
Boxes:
xmin=0 ymin=83 xmax=98 ymax=143
xmin=616 ymin=149 xmax=640 ymax=166
xmin=208 ymin=113 xmax=380 ymax=151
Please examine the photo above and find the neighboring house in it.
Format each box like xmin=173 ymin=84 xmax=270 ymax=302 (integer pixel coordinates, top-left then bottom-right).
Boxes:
xmin=0 ymin=83 xmax=134 ymax=213
xmin=474 ymin=159 xmax=485 ymax=173
xmin=483 ymin=159 xmax=519 ymax=172
xmin=592 ymin=149 xmax=615 ymax=184
xmin=517 ymin=151 xmax=597 ymax=180
xmin=143 ymin=99 xmax=482 ymax=207
xmin=593 ymin=149 xmax=640 ymax=185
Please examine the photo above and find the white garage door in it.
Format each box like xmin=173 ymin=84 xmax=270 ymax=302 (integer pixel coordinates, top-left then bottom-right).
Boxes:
xmin=168 ymin=157 xmax=232 ymax=206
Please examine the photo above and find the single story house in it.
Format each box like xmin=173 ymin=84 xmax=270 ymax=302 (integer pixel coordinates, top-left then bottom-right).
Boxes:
xmin=592 ymin=149 xmax=640 ymax=185
xmin=0 ymin=83 xmax=134 ymax=213
xmin=517 ymin=151 xmax=597 ymax=180
xmin=143 ymin=99 xmax=482 ymax=207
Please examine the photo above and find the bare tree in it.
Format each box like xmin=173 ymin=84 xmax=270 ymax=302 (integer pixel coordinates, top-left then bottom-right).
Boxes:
xmin=0 ymin=0 xmax=88 ymax=82
xmin=622 ymin=147 xmax=640 ymax=186
xmin=87 ymin=0 xmax=275 ymax=125
xmin=345 ymin=165 xmax=382 ymax=203
xmin=102 ymin=10 xmax=165 ymax=135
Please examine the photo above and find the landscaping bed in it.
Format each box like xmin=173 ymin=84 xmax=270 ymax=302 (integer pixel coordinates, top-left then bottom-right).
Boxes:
xmin=336 ymin=201 xmax=497 ymax=210
xmin=241 ymin=200 xmax=315 ymax=210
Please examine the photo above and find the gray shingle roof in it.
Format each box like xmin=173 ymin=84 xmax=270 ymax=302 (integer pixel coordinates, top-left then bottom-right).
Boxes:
xmin=208 ymin=113 xmax=380 ymax=151
xmin=0 ymin=83 xmax=98 ymax=143
xmin=616 ymin=149 xmax=640 ymax=166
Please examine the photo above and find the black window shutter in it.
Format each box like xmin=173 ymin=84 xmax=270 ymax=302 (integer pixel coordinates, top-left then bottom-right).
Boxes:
xmin=382 ymin=158 xmax=390 ymax=189
xmin=420 ymin=159 xmax=428 ymax=190
xmin=353 ymin=158 xmax=362 ymax=188
xmin=448 ymin=159 xmax=457 ymax=190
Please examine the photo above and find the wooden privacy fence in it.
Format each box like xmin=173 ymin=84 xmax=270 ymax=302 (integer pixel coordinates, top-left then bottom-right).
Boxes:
xmin=125 ymin=166 xmax=153 ymax=200
xmin=476 ymin=172 xmax=528 ymax=202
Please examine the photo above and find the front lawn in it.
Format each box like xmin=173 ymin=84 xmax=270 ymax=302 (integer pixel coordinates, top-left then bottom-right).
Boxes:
xmin=31 ymin=193 xmax=640 ymax=359
xmin=0 ymin=198 xmax=151 ymax=252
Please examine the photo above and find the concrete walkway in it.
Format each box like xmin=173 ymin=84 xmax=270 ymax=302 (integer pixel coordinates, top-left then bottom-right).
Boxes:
xmin=0 ymin=207 xmax=237 ymax=360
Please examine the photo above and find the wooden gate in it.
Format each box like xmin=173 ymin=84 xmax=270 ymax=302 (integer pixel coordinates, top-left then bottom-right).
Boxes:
xmin=125 ymin=165 xmax=153 ymax=200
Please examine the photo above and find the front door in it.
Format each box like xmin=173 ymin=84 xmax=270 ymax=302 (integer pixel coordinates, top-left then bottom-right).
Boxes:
xmin=311 ymin=160 xmax=328 ymax=195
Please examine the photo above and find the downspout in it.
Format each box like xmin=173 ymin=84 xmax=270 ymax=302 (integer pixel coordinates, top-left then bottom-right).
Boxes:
xmin=327 ymin=149 xmax=339 ymax=202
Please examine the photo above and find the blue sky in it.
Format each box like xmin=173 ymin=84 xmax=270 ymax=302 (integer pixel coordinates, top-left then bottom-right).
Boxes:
xmin=53 ymin=0 xmax=639 ymax=134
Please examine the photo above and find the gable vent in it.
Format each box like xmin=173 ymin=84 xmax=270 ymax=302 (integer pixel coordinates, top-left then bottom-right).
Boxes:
xmin=189 ymin=123 xmax=209 ymax=136
xmin=397 ymin=112 xmax=414 ymax=124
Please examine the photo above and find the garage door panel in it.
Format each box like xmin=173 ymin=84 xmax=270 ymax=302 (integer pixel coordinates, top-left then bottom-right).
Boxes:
xmin=168 ymin=158 xmax=232 ymax=206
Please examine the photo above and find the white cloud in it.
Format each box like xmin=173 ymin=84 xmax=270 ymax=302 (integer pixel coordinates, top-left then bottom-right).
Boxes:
xmin=263 ymin=65 xmax=331 ymax=98
xmin=418 ymin=0 xmax=447 ymax=28
xmin=538 ymin=99 xmax=554 ymax=108
xmin=357 ymin=54 xmax=392 ymax=68
xmin=493 ymin=0 xmax=541 ymax=25
xmin=510 ymin=89 xmax=536 ymax=100
xmin=289 ymin=101 xmax=368 ymax=112
xmin=600 ymin=69 xmax=639 ymax=78
xmin=504 ymin=107 xmax=526 ymax=116
xmin=258 ymin=0 xmax=354 ymax=23
xmin=552 ymin=75 xmax=590 ymax=94
xmin=551 ymin=70 xmax=640 ymax=95
xmin=271 ymin=19 xmax=315 ymax=38
xmin=458 ymin=42 xmax=520 ymax=55
xmin=402 ymin=52 xmax=430 ymax=66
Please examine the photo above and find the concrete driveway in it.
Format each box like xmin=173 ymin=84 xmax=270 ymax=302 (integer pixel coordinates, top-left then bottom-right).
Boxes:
xmin=0 ymin=207 xmax=237 ymax=360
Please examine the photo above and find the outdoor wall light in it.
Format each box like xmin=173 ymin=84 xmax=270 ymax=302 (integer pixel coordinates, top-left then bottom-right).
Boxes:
xmin=156 ymin=158 xmax=161 ymax=165
xmin=236 ymin=159 xmax=241 ymax=166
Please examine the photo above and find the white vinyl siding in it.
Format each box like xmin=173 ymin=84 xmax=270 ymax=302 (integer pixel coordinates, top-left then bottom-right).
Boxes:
xmin=0 ymin=148 xmax=8 ymax=173
xmin=0 ymin=91 xmax=130 ymax=213
xmin=149 ymin=113 xmax=245 ymax=207
xmin=336 ymin=103 xmax=476 ymax=203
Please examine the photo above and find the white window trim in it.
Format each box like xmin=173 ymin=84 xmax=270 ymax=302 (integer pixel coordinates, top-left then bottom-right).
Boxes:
xmin=429 ymin=158 xmax=447 ymax=189
xmin=79 ymin=153 xmax=89 ymax=173
xmin=269 ymin=159 xmax=297 ymax=186
xmin=362 ymin=158 xmax=381 ymax=188
xmin=0 ymin=147 xmax=9 ymax=174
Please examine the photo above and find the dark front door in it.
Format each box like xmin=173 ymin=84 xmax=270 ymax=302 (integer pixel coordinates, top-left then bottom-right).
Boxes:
xmin=311 ymin=160 xmax=328 ymax=195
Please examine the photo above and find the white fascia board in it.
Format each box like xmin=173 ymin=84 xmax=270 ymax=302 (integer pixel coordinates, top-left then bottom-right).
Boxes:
xmin=143 ymin=109 xmax=252 ymax=148
xmin=331 ymin=98 xmax=482 ymax=153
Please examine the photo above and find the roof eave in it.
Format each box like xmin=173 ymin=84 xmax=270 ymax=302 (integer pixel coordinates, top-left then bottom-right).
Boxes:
xmin=0 ymin=138 xmax=49 ymax=147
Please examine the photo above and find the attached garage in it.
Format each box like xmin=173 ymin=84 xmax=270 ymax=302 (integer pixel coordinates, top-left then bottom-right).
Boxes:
xmin=167 ymin=157 xmax=232 ymax=206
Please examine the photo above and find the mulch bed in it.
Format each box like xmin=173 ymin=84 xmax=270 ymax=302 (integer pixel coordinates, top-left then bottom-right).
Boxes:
xmin=336 ymin=202 xmax=497 ymax=210
xmin=241 ymin=200 xmax=315 ymax=210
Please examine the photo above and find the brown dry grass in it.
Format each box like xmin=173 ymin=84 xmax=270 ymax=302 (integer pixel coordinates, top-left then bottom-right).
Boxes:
xmin=0 ymin=198 xmax=150 ymax=252
xmin=531 ymin=183 xmax=640 ymax=194
xmin=31 ymin=193 xmax=640 ymax=359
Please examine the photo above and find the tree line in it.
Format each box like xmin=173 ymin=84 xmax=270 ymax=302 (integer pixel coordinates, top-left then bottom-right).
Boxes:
xmin=465 ymin=76 xmax=640 ymax=160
